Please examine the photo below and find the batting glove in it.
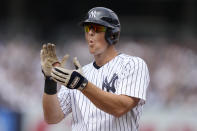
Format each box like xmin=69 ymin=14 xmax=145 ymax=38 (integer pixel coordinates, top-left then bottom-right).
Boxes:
xmin=40 ymin=43 xmax=69 ymax=77
xmin=51 ymin=57 xmax=88 ymax=90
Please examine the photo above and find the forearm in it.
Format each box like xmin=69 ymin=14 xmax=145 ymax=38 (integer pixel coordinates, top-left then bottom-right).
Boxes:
xmin=81 ymin=82 xmax=139 ymax=117
xmin=49 ymin=57 xmax=139 ymax=117
xmin=42 ymin=93 xmax=64 ymax=124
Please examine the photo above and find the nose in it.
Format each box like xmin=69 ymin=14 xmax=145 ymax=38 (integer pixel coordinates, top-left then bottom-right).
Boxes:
xmin=88 ymin=28 xmax=95 ymax=36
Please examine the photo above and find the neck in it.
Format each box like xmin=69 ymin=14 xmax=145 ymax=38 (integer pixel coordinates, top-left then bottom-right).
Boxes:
xmin=94 ymin=45 xmax=118 ymax=67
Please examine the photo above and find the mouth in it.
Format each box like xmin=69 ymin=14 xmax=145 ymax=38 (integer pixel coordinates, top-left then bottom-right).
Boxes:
xmin=88 ymin=39 xmax=94 ymax=46
xmin=89 ymin=39 xmax=93 ymax=43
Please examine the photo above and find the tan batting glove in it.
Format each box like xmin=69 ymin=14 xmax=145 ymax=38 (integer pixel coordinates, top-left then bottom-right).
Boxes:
xmin=73 ymin=57 xmax=83 ymax=74
xmin=40 ymin=43 xmax=69 ymax=77
xmin=51 ymin=57 xmax=88 ymax=90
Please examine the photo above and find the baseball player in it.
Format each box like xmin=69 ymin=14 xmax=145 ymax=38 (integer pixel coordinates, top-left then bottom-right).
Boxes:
xmin=41 ymin=7 xmax=150 ymax=131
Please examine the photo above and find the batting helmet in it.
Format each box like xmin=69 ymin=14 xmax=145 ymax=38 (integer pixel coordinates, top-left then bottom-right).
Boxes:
xmin=80 ymin=7 xmax=121 ymax=45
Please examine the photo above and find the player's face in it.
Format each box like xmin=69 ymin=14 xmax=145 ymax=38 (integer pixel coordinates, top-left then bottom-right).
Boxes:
xmin=84 ymin=24 xmax=109 ymax=55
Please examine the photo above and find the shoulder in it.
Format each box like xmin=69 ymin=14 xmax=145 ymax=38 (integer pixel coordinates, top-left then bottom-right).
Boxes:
xmin=118 ymin=54 xmax=148 ymax=70
xmin=118 ymin=53 xmax=147 ymax=65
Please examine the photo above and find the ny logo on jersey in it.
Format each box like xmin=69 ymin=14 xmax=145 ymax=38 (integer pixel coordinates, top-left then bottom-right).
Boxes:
xmin=89 ymin=10 xmax=97 ymax=18
xmin=102 ymin=73 xmax=118 ymax=93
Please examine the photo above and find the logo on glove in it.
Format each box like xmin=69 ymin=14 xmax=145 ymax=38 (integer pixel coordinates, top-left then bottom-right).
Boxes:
xmin=70 ymin=76 xmax=80 ymax=89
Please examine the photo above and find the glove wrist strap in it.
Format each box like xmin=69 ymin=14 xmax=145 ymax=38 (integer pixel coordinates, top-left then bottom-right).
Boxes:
xmin=67 ymin=71 xmax=88 ymax=90
xmin=78 ymin=78 xmax=88 ymax=91
xmin=44 ymin=76 xmax=57 ymax=95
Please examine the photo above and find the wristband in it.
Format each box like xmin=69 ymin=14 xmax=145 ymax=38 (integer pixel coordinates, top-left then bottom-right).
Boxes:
xmin=44 ymin=76 xmax=57 ymax=95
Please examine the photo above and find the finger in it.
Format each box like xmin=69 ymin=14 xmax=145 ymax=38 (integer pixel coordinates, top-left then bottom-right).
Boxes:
xmin=73 ymin=57 xmax=81 ymax=70
xmin=40 ymin=49 xmax=44 ymax=61
xmin=42 ymin=44 xmax=47 ymax=55
xmin=51 ymin=71 xmax=67 ymax=83
xmin=60 ymin=54 xmax=69 ymax=67
xmin=51 ymin=68 xmax=68 ymax=84
xmin=47 ymin=43 xmax=53 ymax=57
xmin=51 ymin=75 xmax=65 ymax=85
xmin=52 ymin=68 xmax=68 ymax=79
xmin=51 ymin=44 xmax=56 ymax=57
xmin=53 ymin=67 xmax=71 ymax=75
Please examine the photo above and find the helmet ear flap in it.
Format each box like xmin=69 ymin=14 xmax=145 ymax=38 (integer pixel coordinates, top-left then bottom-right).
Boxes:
xmin=105 ymin=27 xmax=120 ymax=45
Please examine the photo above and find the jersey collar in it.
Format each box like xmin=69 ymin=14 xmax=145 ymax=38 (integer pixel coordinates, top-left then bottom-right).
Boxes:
xmin=92 ymin=53 xmax=122 ymax=70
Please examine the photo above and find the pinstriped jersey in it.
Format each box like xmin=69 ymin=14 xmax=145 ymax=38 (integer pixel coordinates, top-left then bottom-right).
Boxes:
xmin=57 ymin=53 xmax=150 ymax=131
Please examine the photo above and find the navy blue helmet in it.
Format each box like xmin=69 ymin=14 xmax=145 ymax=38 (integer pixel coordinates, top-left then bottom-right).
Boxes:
xmin=80 ymin=7 xmax=121 ymax=45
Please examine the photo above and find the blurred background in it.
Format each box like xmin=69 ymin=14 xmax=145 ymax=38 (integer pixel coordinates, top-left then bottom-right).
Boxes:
xmin=0 ymin=0 xmax=197 ymax=131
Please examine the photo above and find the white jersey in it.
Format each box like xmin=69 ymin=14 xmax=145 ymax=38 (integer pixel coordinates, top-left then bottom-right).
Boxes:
xmin=57 ymin=53 xmax=150 ymax=131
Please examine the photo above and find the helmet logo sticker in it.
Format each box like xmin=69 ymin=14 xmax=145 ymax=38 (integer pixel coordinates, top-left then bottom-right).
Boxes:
xmin=89 ymin=10 xmax=97 ymax=18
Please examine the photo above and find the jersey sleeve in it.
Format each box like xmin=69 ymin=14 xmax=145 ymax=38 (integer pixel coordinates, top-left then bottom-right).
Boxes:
xmin=57 ymin=85 xmax=72 ymax=117
xmin=117 ymin=57 xmax=150 ymax=101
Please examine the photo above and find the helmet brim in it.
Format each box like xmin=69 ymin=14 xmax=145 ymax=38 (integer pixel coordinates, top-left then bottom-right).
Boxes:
xmin=80 ymin=18 xmax=114 ymax=29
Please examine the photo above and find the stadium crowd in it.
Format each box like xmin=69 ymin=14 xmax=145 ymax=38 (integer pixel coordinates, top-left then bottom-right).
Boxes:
xmin=0 ymin=36 xmax=197 ymax=130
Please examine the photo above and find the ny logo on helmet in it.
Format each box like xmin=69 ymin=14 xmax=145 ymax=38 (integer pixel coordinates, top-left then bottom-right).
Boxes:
xmin=89 ymin=11 xmax=97 ymax=18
